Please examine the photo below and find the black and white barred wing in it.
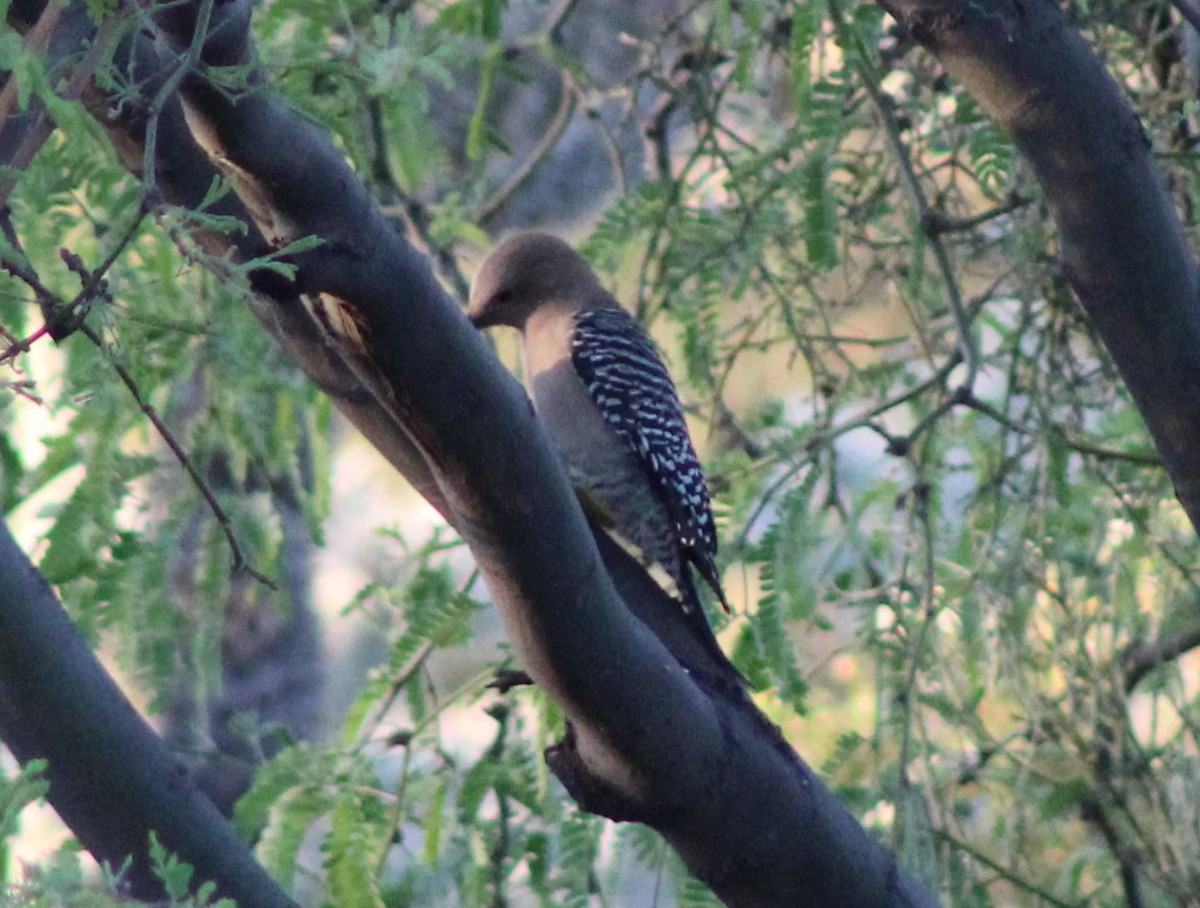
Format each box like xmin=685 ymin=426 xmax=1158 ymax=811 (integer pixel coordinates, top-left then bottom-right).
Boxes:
xmin=569 ymin=305 xmax=718 ymax=560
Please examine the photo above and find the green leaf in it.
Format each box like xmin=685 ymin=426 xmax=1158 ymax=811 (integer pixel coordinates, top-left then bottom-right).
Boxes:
xmin=0 ymin=759 xmax=49 ymax=843
xmin=233 ymin=744 xmax=320 ymax=840
xmin=1039 ymin=779 xmax=1088 ymax=820
xmin=149 ymin=833 xmax=194 ymax=901
xmin=327 ymin=793 xmax=386 ymax=908
xmin=802 ymin=147 xmax=837 ymax=270
xmin=480 ymin=0 xmax=504 ymax=40
xmin=466 ymin=49 xmax=499 ymax=161
xmin=256 ymin=784 xmax=333 ymax=889
xmin=0 ymin=427 xmax=26 ymax=511
xmin=40 ymin=480 xmax=100 ymax=585
xmin=790 ymin=1 xmax=815 ymax=117
xmin=423 ymin=777 xmax=448 ymax=864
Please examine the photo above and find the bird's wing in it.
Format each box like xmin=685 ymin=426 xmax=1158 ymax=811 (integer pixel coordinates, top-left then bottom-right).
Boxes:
xmin=569 ymin=305 xmax=718 ymax=560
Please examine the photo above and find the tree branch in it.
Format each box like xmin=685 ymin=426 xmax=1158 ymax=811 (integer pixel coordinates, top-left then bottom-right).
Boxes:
xmin=0 ymin=518 xmax=297 ymax=907
xmin=130 ymin=0 xmax=936 ymax=903
xmin=878 ymin=0 xmax=1200 ymax=538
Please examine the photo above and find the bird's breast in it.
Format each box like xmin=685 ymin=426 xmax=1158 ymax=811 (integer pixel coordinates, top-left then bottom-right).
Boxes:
xmin=529 ymin=358 xmax=635 ymax=482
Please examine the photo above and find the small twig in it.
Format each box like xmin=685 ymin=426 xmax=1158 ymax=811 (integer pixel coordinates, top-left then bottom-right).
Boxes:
xmin=483 ymin=703 xmax=512 ymax=908
xmin=487 ymin=669 xmax=533 ymax=693
xmin=2 ymin=378 xmax=43 ymax=404
xmin=1120 ymin=619 xmax=1200 ymax=691
xmin=922 ymin=193 xmax=1032 ymax=237
xmin=0 ymin=200 xmax=147 ymax=343
xmin=889 ymin=392 xmax=959 ymax=455
xmin=732 ymin=352 xmax=963 ymax=553
xmin=585 ymin=103 xmax=628 ymax=198
xmin=479 ymin=67 xmax=577 ymax=223
xmin=50 ymin=205 xmax=150 ymax=339
xmin=0 ymin=318 xmax=22 ymax=351
xmin=0 ymin=323 xmax=52 ymax=366
xmin=0 ymin=208 xmax=61 ymax=361
xmin=959 ymin=390 xmax=1163 ymax=467
xmin=540 ymin=0 xmax=583 ymax=43
xmin=0 ymin=207 xmax=274 ymax=588
xmin=79 ymin=321 xmax=275 ymax=589
xmin=931 ymin=828 xmax=1089 ymax=908
xmin=356 ymin=639 xmax=435 ymax=747
xmin=812 ymin=351 xmax=962 ymax=454
xmin=143 ymin=0 xmax=217 ymax=201
xmin=893 ymin=477 xmax=938 ymax=816
xmin=644 ymin=92 xmax=676 ymax=182
xmin=353 ymin=570 xmax=483 ymax=748
xmin=375 ymin=739 xmax=414 ymax=880
xmin=829 ymin=0 xmax=979 ymax=389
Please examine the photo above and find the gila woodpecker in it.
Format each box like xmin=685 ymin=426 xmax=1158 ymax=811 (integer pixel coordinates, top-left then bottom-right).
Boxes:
xmin=467 ymin=232 xmax=730 ymax=622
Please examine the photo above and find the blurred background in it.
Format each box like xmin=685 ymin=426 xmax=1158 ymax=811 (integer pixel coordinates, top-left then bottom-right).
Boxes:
xmin=3 ymin=0 xmax=1200 ymax=904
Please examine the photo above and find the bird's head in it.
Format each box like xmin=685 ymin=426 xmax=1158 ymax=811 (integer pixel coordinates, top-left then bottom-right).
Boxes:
xmin=467 ymin=232 xmax=604 ymax=331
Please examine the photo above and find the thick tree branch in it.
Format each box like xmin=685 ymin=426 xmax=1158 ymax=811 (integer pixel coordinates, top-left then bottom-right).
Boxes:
xmin=0 ymin=0 xmax=938 ymax=903
xmin=6 ymin=0 xmax=455 ymax=523
xmin=878 ymin=0 xmax=1200 ymax=538
xmin=0 ymin=518 xmax=297 ymax=907
xmin=128 ymin=1 xmax=934 ymax=904
xmin=5 ymin=0 xmax=741 ymax=701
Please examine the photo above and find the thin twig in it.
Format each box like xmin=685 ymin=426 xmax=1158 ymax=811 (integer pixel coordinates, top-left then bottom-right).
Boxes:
xmin=0 ymin=323 xmax=52 ymax=366
xmin=922 ymin=193 xmax=1032 ymax=237
xmin=143 ymin=0 xmax=216 ymax=202
xmin=829 ymin=0 xmax=980 ymax=388
xmin=960 ymin=390 xmax=1163 ymax=467
xmin=79 ymin=322 xmax=275 ymax=589
xmin=0 ymin=207 xmax=60 ymax=361
xmin=0 ymin=204 xmax=275 ymax=588
xmin=483 ymin=704 xmax=512 ymax=908
xmin=932 ymin=828 xmax=1089 ymax=908
xmin=539 ymin=0 xmax=583 ymax=43
xmin=356 ymin=639 xmax=435 ymax=747
xmin=479 ymin=67 xmax=577 ymax=223
xmin=731 ymin=351 xmax=962 ymax=553
xmin=59 ymin=202 xmax=150 ymax=310
xmin=894 ymin=478 xmax=938 ymax=809
xmin=812 ymin=351 xmax=962 ymax=454
xmin=375 ymin=740 xmax=413 ymax=880
xmin=1121 ymin=616 xmax=1200 ymax=691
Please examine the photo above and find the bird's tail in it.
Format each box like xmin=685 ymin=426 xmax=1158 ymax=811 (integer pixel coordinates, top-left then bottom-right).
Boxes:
xmin=688 ymin=552 xmax=731 ymax=614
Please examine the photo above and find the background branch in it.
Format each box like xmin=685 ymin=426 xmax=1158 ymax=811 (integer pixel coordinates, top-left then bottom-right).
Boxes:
xmin=878 ymin=0 xmax=1200 ymax=537
xmin=0 ymin=518 xmax=297 ymax=906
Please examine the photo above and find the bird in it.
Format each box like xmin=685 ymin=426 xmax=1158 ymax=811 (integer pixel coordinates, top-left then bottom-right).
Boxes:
xmin=467 ymin=232 xmax=730 ymax=626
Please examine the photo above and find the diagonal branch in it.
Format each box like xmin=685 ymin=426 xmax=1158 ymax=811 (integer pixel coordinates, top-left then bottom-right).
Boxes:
xmin=0 ymin=0 xmax=939 ymax=904
xmin=137 ymin=0 xmax=935 ymax=904
xmin=878 ymin=0 xmax=1200 ymax=538
xmin=0 ymin=517 xmax=298 ymax=907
